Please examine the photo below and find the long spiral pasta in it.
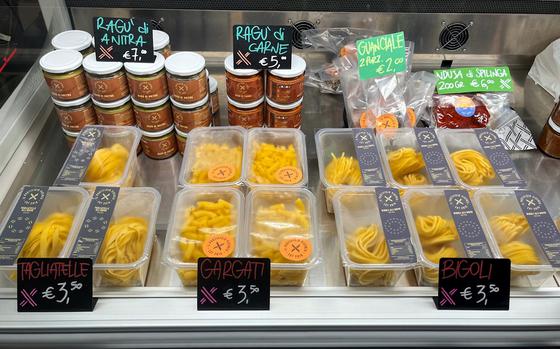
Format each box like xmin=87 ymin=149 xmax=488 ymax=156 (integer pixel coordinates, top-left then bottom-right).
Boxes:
xmin=250 ymin=142 xmax=299 ymax=184
xmin=325 ymin=153 xmax=363 ymax=186
xmin=415 ymin=215 xmax=459 ymax=248
xmin=450 ymin=149 xmax=496 ymax=186
xmin=346 ymin=224 xmax=394 ymax=286
xmin=97 ymin=216 xmax=148 ymax=286
xmin=489 ymin=213 xmax=529 ymax=244
xmin=387 ymin=147 xmax=427 ymax=186
xmin=422 ymin=245 xmax=460 ymax=284
xmin=84 ymin=143 xmax=129 ymax=184
xmin=189 ymin=144 xmax=242 ymax=184
xmin=499 ymin=241 xmax=540 ymax=266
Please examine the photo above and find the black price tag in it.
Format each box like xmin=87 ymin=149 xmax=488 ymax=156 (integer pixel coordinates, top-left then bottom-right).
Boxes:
xmin=435 ymin=258 xmax=510 ymax=310
xmin=197 ymin=257 xmax=270 ymax=311
xmin=17 ymin=258 xmax=96 ymax=312
xmin=233 ymin=25 xmax=292 ymax=70
xmin=93 ymin=16 xmax=154 ymax=63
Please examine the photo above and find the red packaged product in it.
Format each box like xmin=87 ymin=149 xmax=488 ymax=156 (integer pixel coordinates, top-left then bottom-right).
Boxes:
xmin=433 ymin=94 xmax=490 ymax=129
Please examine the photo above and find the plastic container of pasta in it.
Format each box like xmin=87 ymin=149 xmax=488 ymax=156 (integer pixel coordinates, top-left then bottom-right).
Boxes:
xmin=473 ymin=189 xmax=557 ymax=287
xmin=57 ymin=125 xmax=141 ymax=188
xmin=437 ymin=129 xmax=513 ymax=190
xmin=0 ymin=186 xmax=89 ymax=287
xmin=333 ymin=188 xmax=417 ymax=286
xmin=316 ymin=128 xmax=386 ymax=213
xmin=163 ymin=187 xmax=244 ymax=286
xmin=377 ymin=128 xmax=446 ymax=190
xmin=179 ymin=126 xmax=246 ymax=187
xmin=85 ymin=187 xmax=160 ymax=287
xmin=244 ymin=187 xmax=318 ymax=286
xmin=402 ymin=189 xmax=470 ymax=286
xmin=244 ymin=128 xmax=308 ymax=187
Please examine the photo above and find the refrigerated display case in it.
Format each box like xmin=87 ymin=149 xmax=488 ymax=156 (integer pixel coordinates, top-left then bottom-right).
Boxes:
xmin=1 ymin=1 xmax=560 ymax=347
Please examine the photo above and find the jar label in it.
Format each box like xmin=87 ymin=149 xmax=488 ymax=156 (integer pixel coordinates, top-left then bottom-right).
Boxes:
xmin=55 ymin=104 xmax=97 ymax=132
xmin=86 ymin=71 xmax=129 ymax=102
xmin=96 ymin=106 xmax=135 ymax=126
xmin=266 ymin=74 xmax=304 ymax=104
xmin=172 ymin=105 xmax=211 ymax=132
xmin=226 ymin=73 xmax=264 ymax=102
xmin=44 ymin=71 xmax=88 ymax=101
xmin=141 ymin=134 xmax=177 ymax=159
xmin=167 ymin=73 xmax=208 ymax=103
xmin=134 ymin=103 xmax=173 ymax=131
xmin=127 ymin=71 xmax=168 ymax=102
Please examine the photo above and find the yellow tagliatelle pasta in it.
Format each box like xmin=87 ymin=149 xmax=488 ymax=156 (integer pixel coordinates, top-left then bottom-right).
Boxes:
xmin=189 ymin=143 xmax=243 ymax=184
xmin=490 ymin=213 xmax=529 ymax=244
xmin=176 ymin=199 xmax=236 ymax=286
xmin=422 ymin=245 xmax=460 ymax=284
xmin=387 ymin=147 xmax=427 ymax=186
xmin=84 ymin=144 xmax=129 ymax=184
xmin=450 ymin=149 xmax=496 ymax=186
xmin=250 ymin=142 xmax=299 ymax=184
xmin=19 ymin=213 xmax=74 ymax=259
xmin=251 ymin=198 xmax=311 ymax=286
xmin=415 ymin=215 xmax=459 ymax=249
xmin=346 ymin=224 xmax=394 ymax=286
xmin=97 ymin=216 xmax=148 ymax=286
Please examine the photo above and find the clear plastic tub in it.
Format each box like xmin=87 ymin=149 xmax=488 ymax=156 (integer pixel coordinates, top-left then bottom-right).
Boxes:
xmin=473 ymin=189 xmax=557 ymax=287
xmin=81 ymin=187 xmax=161 ymax=287
xmin=0 ymin=186 xmax=89 ymax=287
xmin=333 ymin=188 xmax=417 ymax=286
xmin=402 ymin=189 xmax=470 ymax=286
xmin=244 ymin=128 xmax=308 ymax=187
xmin=377 ymin=128 xmax=448 ymax=190
xmin=438 ymin=129 xmax=520 ymax=190
xmin=245 ymin=187 xmax=318 ymax=286
xmin=179 ymin=126 xmax=246 ymax=187
xmin=163 ymin=187 xmax=243 ymax=286
xmin=57 ymin=125 xmax=141 ymax=188
xmin=316 ymin=128 xmax=386 ymax=213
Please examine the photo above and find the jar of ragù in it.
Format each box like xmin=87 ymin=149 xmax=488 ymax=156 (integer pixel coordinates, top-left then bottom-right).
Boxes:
xmin=227 ymin=96 xmax=264 ymax=129
xmin=265 ymin=97 xmax=303 ymax=128
xmin=125 ymin=52 xmax=168 ymax=103
xmin=224 ymin=54 xmax=264 ymax=103
xmin=52 ymin=94 xmax=97 ymax=132
xmin=40 ymin=49 xmax=89 ymax=101
xmin=62 ymin=128 xmax=80 ymax=149
xmin=153 ymin=30 xmax=172 ymax=58
xmin=82 ymin=53 xmax=129 ymax=103
xmin=132 ymin=96 xmax=173 ymax=132
xmin=266 ymin=54 xmax=306 ymax=105
xmin=140 ymin=125 xmax=178 ymax=159
xmin=165 ymin=52 xmax=208 ymax=104
xmin=93 ymin=95 xmax=135 ymax=126
xmin=51 ymin=30 xmax=93 ymax=56
xmin=171 ymin=95 xmax=212 ymax=133
xmin=175 ymin=126 xmax=188 ymax=156
xmin=209 ymin=75 xmax=220 ymax=116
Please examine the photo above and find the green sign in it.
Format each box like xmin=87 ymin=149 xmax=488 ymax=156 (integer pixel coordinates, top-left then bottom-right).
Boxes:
xmin=434 ymin=66 xmax=513 ymax=94
xmin=356 ymin=32 xmax=406 ymax=80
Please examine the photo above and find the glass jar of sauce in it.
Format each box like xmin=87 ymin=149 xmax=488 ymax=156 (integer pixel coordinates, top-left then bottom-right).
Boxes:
xmin=82 ymin=53 xmax=129 ymax=103
xmin=93 ymin=95 xmax=135 ymax=126
xmin=62 ymin=128 xmax=80 ymax=149
xmin=153 ymin=30 xmax=172 ymax=58
xmin=51 ymin=30 xmax=93 ymax=56
xmin=140 ymin=125 xmax=178 ymax=160
xmin=165 ymin=51 xmax=208 ymax=104
xmin=224 ymin=54 xmax=264 ymax=103
xmin=40 ymin=49 xmax=89 ymax=101
xmin=209 ymin=75 xmax=220 ymax=117
xmin=132 ymin=96 xmax=174 ymax=132
xmin=265 ymin=97 xmax=303 ymax=128
xmin=227 ymin=96 xmax=264 ymax=129
xmin=52 ymin=94 xmax=97 ymax=132
xmin=266 ymin=54 xmax=306 ymax=105
xmin=538 ymin=102 xmax=560 ymax=158
xmin=175 ymin=126 xmax=188 ymax=156
xmin=125 ymin=52 xmax=168 ymax=103
xmin=171 ymin=95 xmax=212 ymax=133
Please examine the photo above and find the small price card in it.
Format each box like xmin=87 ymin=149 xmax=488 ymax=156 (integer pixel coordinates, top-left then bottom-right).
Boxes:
xmin=197 ymin=257 xmax=270 ymax=311
xmin=436 ymin=258 xmax=510 ymax=310
xmin=93 ymin=16 xmax=154 ymax=63
xmin=17 ymin=258 xmax=95 ymax=312
xmin=233 ymin=25 xmax=292 ymax=70
xmin=434 ymin=66 xmax=513 ymax=94
xmin=356 ymin=32 xmax=407 ymax=80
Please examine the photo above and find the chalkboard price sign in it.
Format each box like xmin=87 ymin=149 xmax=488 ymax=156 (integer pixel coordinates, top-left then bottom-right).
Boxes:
xmin=197 ymin=257 xmax=270 ymax=311
xmin=93 ymin=16 xmax=154 ymax=63
xmin=17 ymin=258 xmax=95 ymax=312
xmin=233 ymin=25 xmax=292 ymax=70
xmin=436 ymin=258 xmax=511 ymax=310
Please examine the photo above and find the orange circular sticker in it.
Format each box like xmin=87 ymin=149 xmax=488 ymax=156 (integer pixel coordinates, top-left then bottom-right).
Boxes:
xmin=208 ymin=164 xmax=235 ymax=182
xmin=406 ymin=108 xmax=416 ymax=126
xmin=202 ymin=234 xmax=235 ymax=258
xmin=359 ymin=110 xmax=376 ymax=129
xmin=279 ymin=238 xmax=312 ymax=262
xmin=375 ymin=113 xmax=399 ymax=130
xmin=275 ymin=166 xmax=303 ymax=184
